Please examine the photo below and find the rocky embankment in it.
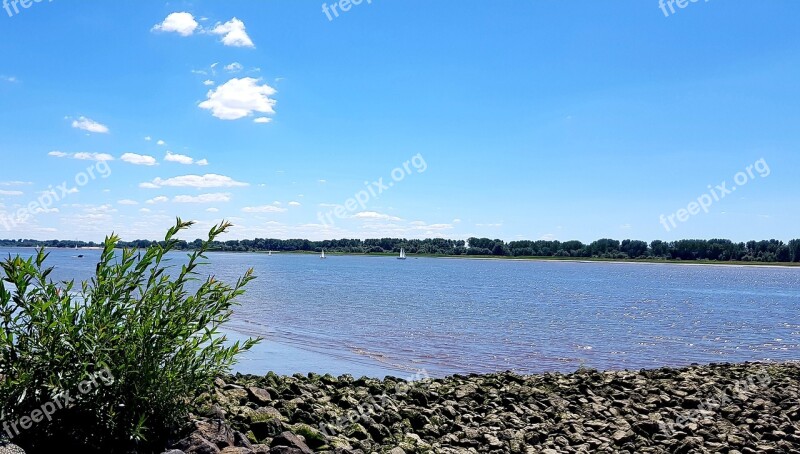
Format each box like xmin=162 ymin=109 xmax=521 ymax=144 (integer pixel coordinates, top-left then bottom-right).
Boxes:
xmin=163 ymin=362 xmax=799 ymax=453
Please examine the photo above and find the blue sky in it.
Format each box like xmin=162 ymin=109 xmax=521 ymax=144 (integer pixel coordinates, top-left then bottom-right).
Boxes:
xmin=0 ymin=1 xmax=798 ymax=242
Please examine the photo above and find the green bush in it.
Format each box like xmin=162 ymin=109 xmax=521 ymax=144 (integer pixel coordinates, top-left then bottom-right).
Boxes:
xmin=0 ymin=219 xmax=260 ymax=452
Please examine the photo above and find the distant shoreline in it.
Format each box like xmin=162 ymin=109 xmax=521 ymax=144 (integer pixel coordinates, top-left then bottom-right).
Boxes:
xmin=230 ymin=249 xmax=800 ymax=268
xmin=3 ymin=246 xmax=800 ymax=268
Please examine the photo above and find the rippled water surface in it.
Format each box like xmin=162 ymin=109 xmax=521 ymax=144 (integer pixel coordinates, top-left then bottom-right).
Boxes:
xmin=3 ymin=248 xmax=799 ymax=378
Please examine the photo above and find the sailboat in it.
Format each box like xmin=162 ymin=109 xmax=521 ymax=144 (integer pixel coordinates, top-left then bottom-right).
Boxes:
xmin=320 ymin=249 xmax=326 ymax=259
xmin=268 ymin=251 xmax=272 ymax=256
xmin=398 ymin=248 xmax=407 ymax=260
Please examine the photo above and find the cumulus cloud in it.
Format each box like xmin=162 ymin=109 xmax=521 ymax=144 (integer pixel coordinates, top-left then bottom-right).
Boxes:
xmin=152 ymin=12 xmax=199 ymax=36
xmin=164 ymin=151 xmax=194 ymax=165
xmin=121 ymin=153 xmax=157 ymax=166
xmin=199 ymin=77 xmax=276 ymax=121
xmin=71 ymin=116 xmax=109 ymax=134
xmin=242 ymin=205 xmax=287 ymax=213
xmin=353 ymin=211 xmax=403 ymax=221
xmin=210 ymin=18 xmax=254 ymax=48
xmin=288 ymin=201 xmax=301 ymax=207
xmin=196 ymin=159 xmax=209 ymax=166
xmin=203 ymin=80 xmax=215 ymax=86
xmin=157 ymin=140 xmax=166 ymax=146
xmin=254 ymin=117 xmax=272 ymax=124
xmin=140 ymin=174 xmax=248 ymax=189
xmin=173 ymin=193 xmax=231 ymax=203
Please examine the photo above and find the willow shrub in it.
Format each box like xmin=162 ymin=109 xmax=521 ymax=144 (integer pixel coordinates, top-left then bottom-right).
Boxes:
xmin=0 ymin=219 xmax=260 ymax=453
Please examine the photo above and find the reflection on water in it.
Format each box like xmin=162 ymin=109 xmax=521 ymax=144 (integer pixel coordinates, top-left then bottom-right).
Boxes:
xmin=3 ymin=248 xmax=799 ymax=378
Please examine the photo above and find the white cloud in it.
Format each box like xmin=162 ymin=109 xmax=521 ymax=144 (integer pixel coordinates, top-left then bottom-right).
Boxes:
xmin=173 ymin=193 xmax=231 ymax=203
xmin=146 ymin=196 xmax=169 ymax=204
xmin=288 ymin=201 xmax=301 ymax=207
xmin=206 ymin=207 xmax=219 ymax=213
xmin=225 ymin=62 xmax=243 ymax=73
xmin=165 ymin=151 xmax=194 ymax=165
xmin=0 ymin=190 xmax=23 ymax=196
xmin=203 ymin=80 xmax=215 ymax=86
xmin=139 ymin=208 xmax=151 ymax=213
xmin=196 ymin=159 xmax=209 ymax=166
xmin=144 ymin=136 xmax=152 ymax=141
xmin=353 ymin=211 xmax=403 ymax=222
xmin=73 ymin=152 xmax=114 ymax=161
xmin=50 ymin=151 xmax=114 ymax=161
xmin=152 ymin=12 xmax=199 ymax=37
xmin=121 ymin=153 xmax=157 ymax=166
xmin=318 ymin=179 xmax=327 ymax=184
xmin=157 ymin=140 xmax=166 ymax=146
xmin=1 ymin=75 xmax=17 ymax=83
xmin=118 ymin=199 xmax=138 ymax=205
xmin=71 ymin=116 xmax=109 ymax=134
xmin=0 ymin=181 xmax=31 ymax=186
xmin=210 ymin=18 xmax=254 ymax=48
xmin=254 ymin=117 xmax=272 ymax=124
xmin=242 ymin=205 xmax=287 ymax=213
xmin=199 ymin=78 xmax=276 ymax=120
xmin=141 ymin=174 xmax=248 ymax=189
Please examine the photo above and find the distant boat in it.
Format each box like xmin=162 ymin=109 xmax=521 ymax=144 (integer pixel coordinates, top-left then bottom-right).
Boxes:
xmin=268 ymin=251 xmax=272 ymax=256
xmin=320 ymin=249 xmax=326 ymax=259
xmin=77 ymin=254 xmax=84 ymax=258
xmin=398 ymin=248 xmax=407 ymax=260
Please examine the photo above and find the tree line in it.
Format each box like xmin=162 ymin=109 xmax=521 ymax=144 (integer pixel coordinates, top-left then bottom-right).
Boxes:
xmin=2 ymin=237 xmax=800 ymax=262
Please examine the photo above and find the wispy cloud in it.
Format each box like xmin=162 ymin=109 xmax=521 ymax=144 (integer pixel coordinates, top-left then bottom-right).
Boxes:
xmin=242 ymin=205 xmax=287 ymax=213
xmin=140 ymin=174 xmax=248 ymax=189
xmin=173 ymin=193 xmax=231 ymax=203
xmin=353 ymin=211 xmax=403 ymax=221
xmin=71 ymin=116 xmax=109 ymax=134
xmin=49 ymin=151 xmax=114 ymax=161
